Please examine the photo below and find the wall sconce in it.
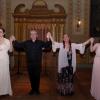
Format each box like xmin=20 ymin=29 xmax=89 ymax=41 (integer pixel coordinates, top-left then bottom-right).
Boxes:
xmin=76 ymin=19 xmax=81 ymax=31
xmin=77 ymin=19 xmax=81 ymax=28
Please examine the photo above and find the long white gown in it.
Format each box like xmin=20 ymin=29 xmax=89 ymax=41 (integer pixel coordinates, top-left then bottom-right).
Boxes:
xmin=52 ymin=42 xmax=85 ymax=73
xmin=0 ymin=38 xmax=12 ymax=96
xmin=91 ymin=43 xmax=100 ymax=100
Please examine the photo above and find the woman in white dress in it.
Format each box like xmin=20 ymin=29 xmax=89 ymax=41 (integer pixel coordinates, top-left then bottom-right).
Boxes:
xmin=0 ymin=27 xmax=12 ymax=96
xmin=90 ymin=38 xmax=100 ymax=100
xmin=47 ymin=32 xmax=90 ymax=95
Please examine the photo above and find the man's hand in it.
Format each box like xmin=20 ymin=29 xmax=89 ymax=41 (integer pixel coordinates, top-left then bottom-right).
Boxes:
xmin=46 ymin=32 xmax=52 ymax=40
xmin=10 ymin=35 xmax=16 ymax=42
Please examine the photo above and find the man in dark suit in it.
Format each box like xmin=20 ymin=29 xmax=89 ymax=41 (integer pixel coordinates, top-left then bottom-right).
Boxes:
xmin=10 ymin=30 xmax=52 ymax=95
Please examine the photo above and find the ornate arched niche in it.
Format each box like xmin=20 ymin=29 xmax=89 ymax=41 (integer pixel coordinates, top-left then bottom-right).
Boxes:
xmin=13 ymin=0 xmax=66 ymax=41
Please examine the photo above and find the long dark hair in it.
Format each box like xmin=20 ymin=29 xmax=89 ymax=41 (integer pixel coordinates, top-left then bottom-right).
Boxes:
xmin=0 ymin=27 xmax=5 ymax=37
xmin=0 ymin=27 xmax=5 ymax=33
xmin=63 ymin=34 xmax=71 ymax=52
xmin=62 ymin=35 xmax=72 ymax=66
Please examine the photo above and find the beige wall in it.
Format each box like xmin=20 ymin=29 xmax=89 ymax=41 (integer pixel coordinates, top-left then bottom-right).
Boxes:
xmin=1 ymin=0 xmax=90 ymax=41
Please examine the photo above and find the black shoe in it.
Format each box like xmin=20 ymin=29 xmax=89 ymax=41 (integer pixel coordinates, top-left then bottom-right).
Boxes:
xmin=34 ymin=91 xmax=40 ymax=95
xmin=28 ymin=90 xmax=34 ymax=95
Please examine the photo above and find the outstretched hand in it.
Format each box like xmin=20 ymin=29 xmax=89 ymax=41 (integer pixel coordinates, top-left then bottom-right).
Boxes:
xmin=10 ymin=35 xmax=16 ymax=42
xmin=90 ymin=37 xmax=94 ymax=44
xmin=46 ymin=32 xmax=52 ymax=40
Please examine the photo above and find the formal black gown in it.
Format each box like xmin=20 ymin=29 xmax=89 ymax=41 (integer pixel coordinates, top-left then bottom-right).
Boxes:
xmin=57 ymin=50 xmax=74 ymax=96
xmin=13 ymin=39 xmax=51 ymax=93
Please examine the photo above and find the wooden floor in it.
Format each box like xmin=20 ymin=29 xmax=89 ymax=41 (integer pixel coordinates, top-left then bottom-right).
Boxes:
xmin=0 ymin=68 xmax=95 ymax=100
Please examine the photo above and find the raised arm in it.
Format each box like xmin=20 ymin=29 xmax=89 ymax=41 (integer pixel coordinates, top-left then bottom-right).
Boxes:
xmin=73 ymin=38 xmax=91 ymax=54
xmin=82 ymin=38 xmax=91 ymax=46
xmin=41 ymin=40 xmax=52 ymax=52
xmin=47 ymin=32 xmax=55 ymax=43
xmin=10 ymin=35 xmax=25 ymax=51
xmin=9 ymin=40 xmax=13 ymax=52
xmin=9 ymin=35 xmax=15 ymax=52
xmin=46 ymin=32 xmax=60 ymax=52
xmin=90 ymin=38 xmax=97 ymax=52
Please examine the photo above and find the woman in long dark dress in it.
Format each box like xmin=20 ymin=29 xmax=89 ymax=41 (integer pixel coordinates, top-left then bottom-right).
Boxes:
xmin=10 ymin=30 xmax=51 ymax=95
xmin=48 ymin=32 xmax=90 ymax=95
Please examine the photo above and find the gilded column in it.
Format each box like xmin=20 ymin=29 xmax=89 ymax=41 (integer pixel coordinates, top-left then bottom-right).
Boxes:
xmin=52 ymin=24 xmax=56 ymax=41
xmin=60 ymin=24 xmax=64 ymax=41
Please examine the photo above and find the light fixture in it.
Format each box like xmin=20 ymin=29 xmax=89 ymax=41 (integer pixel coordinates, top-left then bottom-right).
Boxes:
xmin=76 ymin=19 xmax=82 ymax=32
xmin=77 ymin=19 xmax=81 ymax=28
